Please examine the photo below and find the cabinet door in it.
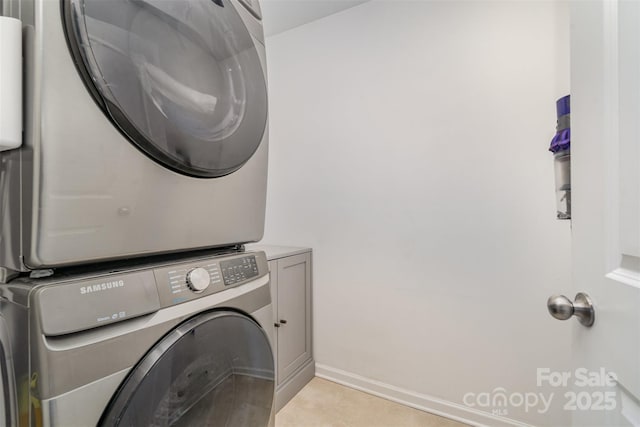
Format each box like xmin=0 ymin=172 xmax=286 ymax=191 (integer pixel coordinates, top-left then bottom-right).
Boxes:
xmin=276 ymin=252 xmax=311 ymax=385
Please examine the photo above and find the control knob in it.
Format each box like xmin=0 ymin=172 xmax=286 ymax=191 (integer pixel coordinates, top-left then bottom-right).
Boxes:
xmin=186 ymin=267 xmax=210 ymax=292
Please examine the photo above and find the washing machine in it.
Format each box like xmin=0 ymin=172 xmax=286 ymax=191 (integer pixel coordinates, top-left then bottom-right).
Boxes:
xmin=0 ymin=0 xmax=268 ymax=279
xmin=0 ymin=250 xmax=275 ymax=426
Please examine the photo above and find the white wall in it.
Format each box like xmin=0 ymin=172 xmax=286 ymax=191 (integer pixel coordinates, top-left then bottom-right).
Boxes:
xmin=263 ymin=1 xmax=572 ymax=425
xmin=260 ymin=0 xmax=368 ymax=36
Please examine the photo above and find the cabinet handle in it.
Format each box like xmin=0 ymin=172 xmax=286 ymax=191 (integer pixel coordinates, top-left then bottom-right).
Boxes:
xmin=274 ymin=323 xmax=280 ymax=328
xmin=280 ymin=319 xmax=287 ymax=324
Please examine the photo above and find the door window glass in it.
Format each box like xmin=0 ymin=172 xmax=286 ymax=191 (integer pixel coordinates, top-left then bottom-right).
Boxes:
xmin=100 ymin=311 xmax=274 ymax=426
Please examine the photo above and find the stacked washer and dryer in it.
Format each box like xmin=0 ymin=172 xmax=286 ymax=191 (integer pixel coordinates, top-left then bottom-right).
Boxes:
xmin=0 ymin=0 xmax=275 ymax=425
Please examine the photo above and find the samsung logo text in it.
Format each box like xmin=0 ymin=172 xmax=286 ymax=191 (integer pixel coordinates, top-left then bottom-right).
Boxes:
xmin=80 ymin=280 xmax=125 ymax=294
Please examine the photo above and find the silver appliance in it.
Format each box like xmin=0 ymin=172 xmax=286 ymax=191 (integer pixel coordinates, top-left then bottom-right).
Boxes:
xmin=0 ymin=0 xmax=269 ymax=279
xmin=0 ymin=250 xmax=275 ymax=426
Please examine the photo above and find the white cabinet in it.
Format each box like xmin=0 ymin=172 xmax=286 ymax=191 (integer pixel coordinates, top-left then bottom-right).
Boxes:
xmin=256 ymin=246 xmax=314 ymax=411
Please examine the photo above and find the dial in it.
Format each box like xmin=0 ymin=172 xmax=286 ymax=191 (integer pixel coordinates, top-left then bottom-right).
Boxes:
xmin=186 ymin=267 xmax=210 ymax=292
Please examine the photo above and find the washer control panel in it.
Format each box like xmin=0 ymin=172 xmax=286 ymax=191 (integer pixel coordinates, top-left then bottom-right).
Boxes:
xmin=31 ymin=251 xmax=269 ymax=336
xmin=153 ymin=251 xmax=268 ymax=308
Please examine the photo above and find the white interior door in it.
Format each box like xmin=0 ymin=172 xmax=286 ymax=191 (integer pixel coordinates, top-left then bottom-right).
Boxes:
xmin=569 ymin=1 xmax=640 ymax=425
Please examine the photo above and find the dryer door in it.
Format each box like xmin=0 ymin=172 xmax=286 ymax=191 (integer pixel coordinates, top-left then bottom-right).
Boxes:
xmin=62 ymin=0 xmax=268 ymax=178
xmin=100 ymin=311 xmax=274 ymax=426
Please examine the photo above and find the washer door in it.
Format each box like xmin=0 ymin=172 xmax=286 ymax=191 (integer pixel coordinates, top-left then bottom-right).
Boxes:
xmin=100 ymin=311 xmax=274 ymax=426
xmin=0 ymin=318 xmax=15 ymax=427
xmin=62 ymin=0 xmax=268 ymax=178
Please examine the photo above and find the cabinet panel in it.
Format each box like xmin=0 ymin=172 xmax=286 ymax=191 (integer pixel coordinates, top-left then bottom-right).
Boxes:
xmin=268 ymin=260 xmax=278 ymax=318
xmin=276 ymin=252 xmax=311 ymax=385
xmin=267 ymin=260 xmax=278 ymax=369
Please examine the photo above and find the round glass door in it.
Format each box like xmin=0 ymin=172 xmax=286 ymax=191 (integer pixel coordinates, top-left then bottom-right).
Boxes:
xmin=62 ymin=0 xmax=268 ymax=178
xmin=100 ymin=311 xmax=274 ymax=426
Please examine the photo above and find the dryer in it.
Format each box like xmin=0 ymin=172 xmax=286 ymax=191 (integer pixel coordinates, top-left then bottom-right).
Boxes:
xmin=0 ymin=0 xmax=269 ymax=278
xmin=0 ymin=250 xmax=275 ymax=426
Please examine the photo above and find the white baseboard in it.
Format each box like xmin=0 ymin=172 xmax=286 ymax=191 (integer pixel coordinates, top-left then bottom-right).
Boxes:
xmin=315 ymin=364 xmax=533 ymax=427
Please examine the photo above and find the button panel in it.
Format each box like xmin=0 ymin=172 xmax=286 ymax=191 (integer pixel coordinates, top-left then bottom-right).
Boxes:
xmin=220 ymin=255 xmax=259 ymax=286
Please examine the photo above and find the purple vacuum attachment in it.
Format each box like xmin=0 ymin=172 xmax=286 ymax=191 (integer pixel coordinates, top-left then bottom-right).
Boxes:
xmin=549 ymin=95 xmax=570 ymax=153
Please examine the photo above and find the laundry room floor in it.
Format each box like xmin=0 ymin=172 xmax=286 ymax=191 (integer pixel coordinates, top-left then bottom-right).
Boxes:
xmin=275 ymin=378 xmax=469 ymax=427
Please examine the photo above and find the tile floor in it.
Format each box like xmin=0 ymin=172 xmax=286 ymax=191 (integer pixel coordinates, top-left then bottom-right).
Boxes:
xmin=275 ymin=377 xmax=469 ymax=427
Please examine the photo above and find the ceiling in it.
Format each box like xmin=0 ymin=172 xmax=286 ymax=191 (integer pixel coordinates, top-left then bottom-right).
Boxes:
xmin=260 ymin=0 xmax=369 ymax=37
